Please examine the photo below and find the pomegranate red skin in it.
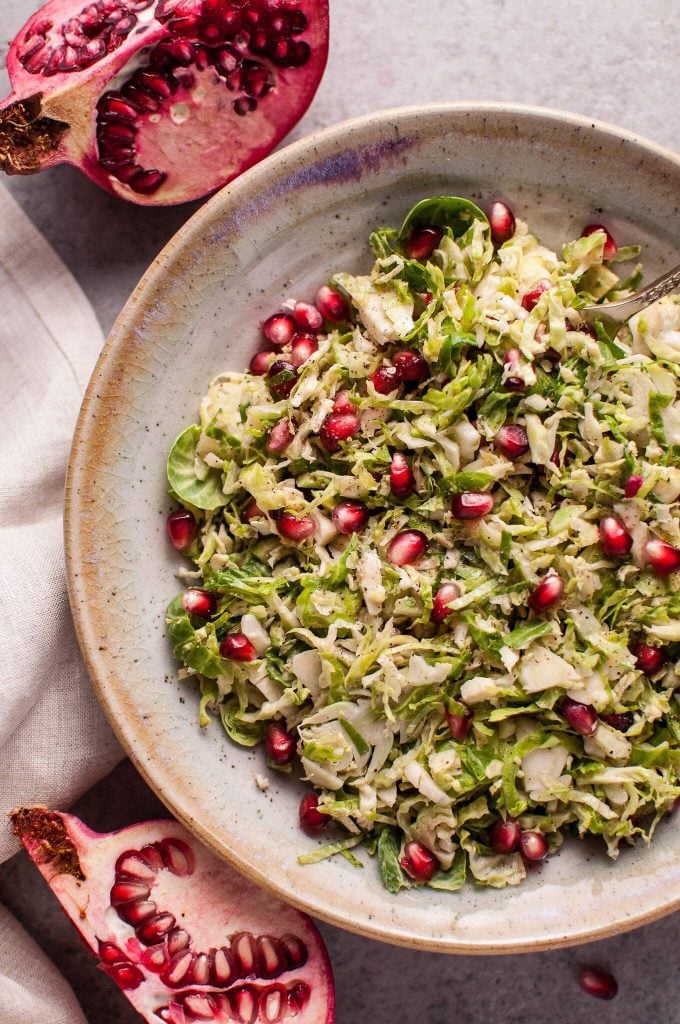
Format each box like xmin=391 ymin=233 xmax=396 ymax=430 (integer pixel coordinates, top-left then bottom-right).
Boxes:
xmin=579 ymin=968 xmax=618 ymax=1000
xmin=631 ymin=641 xmax=666 ymax=675
xmin=264 ymin=721 xmax=296 ymax=765
xmin=0 ymin=0 xmax=329 ymax=206
xmin=581 ymin=223 xmax=618 ymax=261
xmin=166 ymin=508 xmax=197 ymax=551
xmin=487 ymin=199 xmax=516 ymax=245
xmin=445 ymin=708 xmax=473 ymax=741
xmin=489 ymin=818 xmax=521 ymax=855
xmin=451 ymin=492 xmax=494 ymax=520
xmin=299 ymin=794 xmax=328 ymax=835
xmin=644 ymin=537 xmax=680 ymax=576
xmin=599 ymin=514 xmax=633 ymax=559
xmin=399 ymin=840 xmax=438 ymax=881
xmin=521 ymin=279 xmax=551 ymax=312
xmin=386 ymin=529 xmax=428 ymax=566
xmin=431 ymin=582 xmax=460 ymax=624
xmin=561 ymin=696 xmax=598 ymax=736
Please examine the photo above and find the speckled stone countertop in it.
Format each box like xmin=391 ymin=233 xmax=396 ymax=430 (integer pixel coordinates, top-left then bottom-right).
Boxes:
xmin=1 ymin=2 xmax=679 ymax=1021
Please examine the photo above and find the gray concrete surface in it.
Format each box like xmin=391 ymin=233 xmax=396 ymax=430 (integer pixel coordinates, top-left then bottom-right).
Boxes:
xmin=1 ymin=0 xmax=679 ymax=1020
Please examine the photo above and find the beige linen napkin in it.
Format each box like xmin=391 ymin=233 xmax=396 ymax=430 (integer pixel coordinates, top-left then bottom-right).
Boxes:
xmin=0 ymin=183 xmax=123 ymax=1021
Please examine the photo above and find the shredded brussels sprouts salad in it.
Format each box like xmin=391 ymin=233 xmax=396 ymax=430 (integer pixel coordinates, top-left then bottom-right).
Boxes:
xmin=165 ymin=196 xmax=680 ymax=892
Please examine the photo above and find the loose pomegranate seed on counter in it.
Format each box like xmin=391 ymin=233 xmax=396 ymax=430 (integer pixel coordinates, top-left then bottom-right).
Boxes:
xmin=332 ymin=390 xmax=356 ymax=415
xmin=445 ymin=708 xmax=474 ymax=741
xmin=267 ymin=359 xmax=298 ymax=400
xmin=242 ymin=497 xmax=264 ymax=522
xmin=489 ymin=818 xmax=521 ymax=855
xmin=494 ymin=423 xmax=530 ymax=459
xmin=519 ymin=831 xmax=548 ymax=862
xmin=299 ymin=794 xmax=328 ymax=835
xmin=405 ymin=226 xmax=443 ymax=261
xmin=219 ymin=634 xmax=257 ymax=662
xmin=390 ymin=452 xmax=416 ymax=498
xmin=264 ymin=722 xmax=296 ymax=766
xmin=561 ymin=696 xmax=598 ymax=736
xmin=528 ymin=572 xmax=564 ymax=613
xmin=262 ymin=313 xmax=297 ymax=348
xmin=631 ymin=641 xmax=666 ymax=675
xmin=503 ymin=347 xmax=528 ymax=391
xmin=290 ymin=334 xmax=318 ymax=367
xmin=399 ymin=841 xmax=438 ymax=881
xmin=166 ymin=509 xmax=197 ymax=551
xmin=293 ymin=301 xmax=323 ymax=333
xmin=249 ymin=349 xmax=274 ymax=376
xmin=316 ymin=284 xmax=349 ymax=322
xmin=319 ymin=412 xmax=361 ymax=453
xmin=182 ymin=588 xmax=216 ymax=619
xmin=603 ymin=711 xmax=634 ymax=732
xmin=598 ymin=514 xmax=633 ymax=558
xmin=266 ymin=419 xmax=295 ymax=454
xmin=451 ymin=492 xmax=494 ymax=520
xmin=392 ymin=349 xmax=429 ymax=383
xmin=643 ymin=537 xmax=680 ymax=576
xmin=431 ymin=582 xmax=460 ymax=624
xmin=387 ymin=530 xmax=428 ymax=566
xmin=623 ymin=474 xmax=644 ymax=498
xmin=371 ymin=365 xmax=401 ymax=394
xmin=521 ymin=279 xmax=551 ymax=312
xmin=487 ymin=200 xmax=516 ymax=245
xmin=331 ymin=501 xmax=369 ymax=535
xmin=579 ymin=968 xmax=618 ymax=1000
xmin=276 ymin=511 xmax=316 ymax=542
xmin=581 ymin=223 xmax=618 ymax=261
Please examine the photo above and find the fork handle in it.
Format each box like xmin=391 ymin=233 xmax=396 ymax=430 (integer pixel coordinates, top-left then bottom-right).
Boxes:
xmin=583 ymin=262 xmax=680 ymax=325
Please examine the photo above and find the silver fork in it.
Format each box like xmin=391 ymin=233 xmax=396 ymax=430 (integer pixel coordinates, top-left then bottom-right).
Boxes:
xmin=580 ymin=262 xmax=680 ymax=335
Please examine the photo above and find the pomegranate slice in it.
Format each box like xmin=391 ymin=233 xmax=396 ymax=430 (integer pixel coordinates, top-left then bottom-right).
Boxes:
xmin=0 ymin=0 xmax=329 ymax=205
xmin=10 ymin=807 xmax=335 ymax=1023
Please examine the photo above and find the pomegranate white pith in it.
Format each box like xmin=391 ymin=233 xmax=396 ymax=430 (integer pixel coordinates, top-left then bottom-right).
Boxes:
xmin=11 ymin=808 xmax=335 ymax=1024
xmin=0 ymin=0 xmax=329 ymax=205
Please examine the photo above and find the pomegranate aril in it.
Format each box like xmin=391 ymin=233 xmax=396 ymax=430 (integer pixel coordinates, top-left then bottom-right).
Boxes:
xmin=445 ymin=708 xmax=473 ymax=741
xmin=183 ymin=993 xmax=217 ymax=1020
xmin=156 ymin=836 xmax=195 ymax=877
xmin=98 ymin=939 xmax=129 ymax=965
xmin=387 ymin=529 xmax=428 ymax=566
xmin=390 ymin=451 xmax=415 ymax=498
xmin=117 ymin=898 xmax=158 ymax=925
xmin=257 ymin=935 xmax=285 ymax=978
xmin=599 ymin=514 xmax=633 ymax=558
xmin=405 ymin=226 xmax=443 ymax=261
xmin=167 ymin=508 xmax=197 ymax=551
xmin=644 ymin=537 xmax=680 ymax=576
xmin=192 ymin=952 xmax=210 ymax=985
xmin=293 ymin=301 xmax=323 ymax=333
xmin=503 ymin=348 xmax=528 ymax=392
xmin=276 ymin=511 xmax=316 ymax=542
xmin=262 ymin=313 xmax=297 ymax=347
xmin=299 ymin=793 xmax=328 ymax=835
xmin=400 ymin=840 xmax=438 ymax=881
xmin=110 ymin=880 xmax=150 ymax=906
xmin=229 ymin=985 xmax=259 ymax=1024
xmin=488 ymin=199 xmax=516 ymax=244
xmin=161 ymin=949 xmax=197 ymax=988
xmin=495 ymin=423 xmax=529 ymax=459
xmin=289 ymin=11 xmax=309 ymax=34
xmin=393 ymin=348 xmax=429 ymax=383
xmin=122 ymin=82 xmax=160 ymax=111
xmin=115 ymin=848 xmax=159 ymax=881
xmin=265 ymin=721 xmax=296 ymax=765
xmin=520 ymin=831 xmax=548 ymax=861
xmin=136 ymin=69 xmax=176 ymax=98
xmin=331 ymin=500 xmax=369 ymax=535
xmin=489 ymin=818 xmax=521 ymax=855
xmin=562 ymin=696 xmax=598 ymax=736
xmin=231 ymin=931 xmax=258 ymax=975
xmin=603 ymin=711 xmax=633 ymax=731
xmin=243 ymin=497 xmax=264 ymax=522
xmin=140 ymin=944 xmax=168 ymax=972
xmin=129 ymin=169 xmax=167 ymax=196
xmin=316 ymin=284 xmax=349 ymax=322
xmin=98 ymin=120 xmax=137 ymax=143
xmin=288 ymin=981 xmax=312 ymax=1013
xmin=108 ymin=962 xmax=144 ymax=990
xmin=290 ymin=334 xmax=318 ymax=367
xmin=234 ymin=96 xmax=258 ymax=116
xmin=182 ymin=588 xmax=216 ymax=618
xmin=97 ymin=94 xmax=138 ymax=121
xmin=371 ymin=365 xmax=401 ymax=394
xmin=521 ymin=279 xmax=551 ymax=311
xmin=250 ymin=349 xmax=274 ymax=375
xmin=220 ymin=633 xmax=258 ymax=661
xmin=581 ymin=224 xmax=618 ymax=261
xmin=631 ymin=642 xmax=665 ymax=675
xmin=451 ymin=492 xmax=494 ymax=520
xmin=266 ymin=419 xmax=294 ymax=453
xmin=431 ymin=582 xmax=460 ymax=624
xmin=624 ymin=474 xmax=644 ymax=497
xmin=209 ymin=945 xmax=236 ymax=986
xmin=332 ymin=390 xmax=355 ymax=415
xmin=280 ymin=933 xmax=308 ymax=969
xmin=579 ymin=968 xmax=618 ymax=1000
xmin=261 ymin=984 xmax=287 ymax=1023
xmin=528 ymin=572 xmax=564 ymax=613
xmin=167 ymin=927 xmax=191 ymax=956
xmin=319 ymin=412 xmax=360 ymax=452
xmin=137 ymin=911 xmax=177 ymax=945
xmin=267 ymin=359 xmax=297 ymax=400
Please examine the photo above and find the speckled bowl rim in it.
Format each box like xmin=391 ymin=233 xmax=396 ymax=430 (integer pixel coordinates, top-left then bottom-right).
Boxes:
xmin=66 ymin=102 xmax=680 ymax=954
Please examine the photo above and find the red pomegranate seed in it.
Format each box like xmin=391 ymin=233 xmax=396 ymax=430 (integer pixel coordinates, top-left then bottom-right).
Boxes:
xmin=528 ymin=572 xmax=564 ymax=613
xmin=219 ymin=634 xmax=257 ymax=662
xmin=299 ymin=793 xmax=328 ymax=835
xmin=503 ymin=348 xmax=528 ymax=391
xmin=521 ymin=279 xmax=551 ymax=312
xmin=399 ymin=840 xmax=438 ymax=881
xmin=390 ymin=452 xmax=416 ymax=498
xmin=623 ymin=474 xmax=644 ymax=498
xmin=266 ymin=419 xmax=294 ymax=453
xmin=494 ymin=423 xmax=529 ymax=459
xmin=182 ymin=588 xmax=216 ymax=619
xmin=290 ymin=335 xmax=318 ymax=367
xmin=249 ymin=349 xmax=274 ymax=376
xmin=519 ymin=831 xmax=548 ymax=862
xmin=166 ymin=509 xmax=197 ymax=551
xmin=562 ymin=696 xmax=597 ymax=736
xmin=431 ymin=582 xmax=460 ymax=624
xmin=387 ymin=529 xmax=428 ymax=566
xmin=293 ymin=301 xmax=323 ymax=333
xmin=579 ymin=968 xmax=618 ymax=1000
xmin=319 ymin=412 xmax=360 ymax=453
xmin=599 ymin=514 xmax=633 ymax=558
xmin=316 ymin=284 xmax=349 ymax=322
xmin=631 ymin=641 xmax=665 ymax=675
xmin=332 ymin=390 xmax=356 ymax=415
xmin=581 ymin=223 xmax=618 ymax=261
xmin=644 ymin=537 xmax=680 ymax=576
xmin=488 ymin=200 xmax=516 ymax=245
xmin=451 ymin=492 xmax=494 ymax=520
xmin=98 ymin=940 xmax=128 ymax=965
xmin=276 ymin=511 xmax=316 ymax=542
xmin=331 ymin=500 xmax=369 ymax=535
xmin=267 ymin=359 xmax=297 ymax=400
xmin=392 ymin=349 xmax=429 ymax=383
xmin=264 ymin=722 xmax=296 ymax=765
xmin=262 ymin=313 xmax=297 ymax=348
xmin=242 ymin=498 xmax=264 ymax=522
xmin=371 ymin=365 xmax=401 ymax=394
xmin=445 ymin=708 xmax=473 ymax=741
xmin=405 ymin=226 xmax=443 ymax=261
xmin=489 ymin=818 xmax=521 ymax=855
xmin=109 ymin=962 xmax=144 ymax=990
xmin=603 ymin=711 xmax=633 ymax=731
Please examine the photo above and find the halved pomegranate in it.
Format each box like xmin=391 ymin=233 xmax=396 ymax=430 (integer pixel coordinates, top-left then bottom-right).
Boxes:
xmin=0 ymin=0 xmax=329 ymax=205
xmin=10 ymin=807 xmax=335 ymax=1023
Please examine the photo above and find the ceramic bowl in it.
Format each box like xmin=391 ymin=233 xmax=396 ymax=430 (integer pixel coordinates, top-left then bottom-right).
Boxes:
xmin=66 ymin=103 xmax=680 ymax=953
